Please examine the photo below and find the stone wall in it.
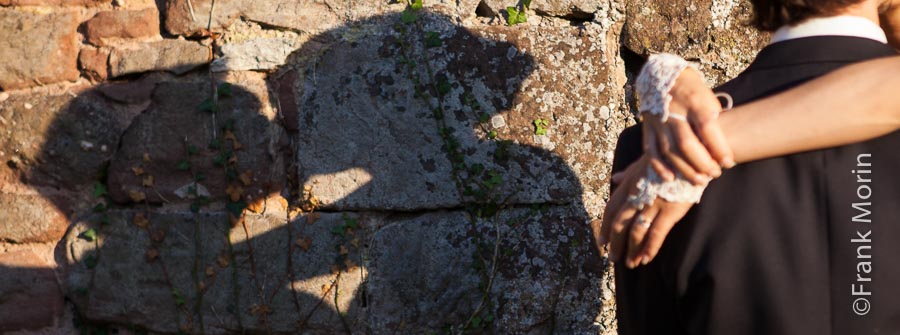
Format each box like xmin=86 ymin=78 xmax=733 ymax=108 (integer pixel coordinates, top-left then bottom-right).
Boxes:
xmin=0 ymin=0 xmax=767 ymax=333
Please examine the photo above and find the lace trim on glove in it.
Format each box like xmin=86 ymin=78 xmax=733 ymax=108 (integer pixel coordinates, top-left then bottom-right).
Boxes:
xmin=627 ymin=166 xmax=707 ymax=210
xmin=635 ymin=53 xmax=696 ymax=121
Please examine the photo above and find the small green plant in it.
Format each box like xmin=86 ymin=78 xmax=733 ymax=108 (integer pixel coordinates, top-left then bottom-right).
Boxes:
xmin=506 ymin=0 xmax=531 ymax=26
xmin=533 ymin=118 xmax=549 ymax=135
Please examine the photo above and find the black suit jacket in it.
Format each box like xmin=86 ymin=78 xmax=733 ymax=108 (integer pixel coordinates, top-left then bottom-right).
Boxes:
xmin=613 ymin=36 xmax=899 ymax=335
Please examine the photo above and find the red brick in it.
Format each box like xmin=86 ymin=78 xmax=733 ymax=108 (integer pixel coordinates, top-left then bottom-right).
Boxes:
xmin=79 ymin=46 xmax=110 ymax=81
xmin=0 ymin=9 xmax=80 ymax=90
xmin=0 ymin=250 xmax=64 ymax=332
xmin=84 ymin=8 xmax=161 ymax=46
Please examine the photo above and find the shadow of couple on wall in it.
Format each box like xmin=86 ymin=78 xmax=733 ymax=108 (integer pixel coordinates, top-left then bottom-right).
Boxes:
xmin=1 ymin=9 xmax=605 ymax=334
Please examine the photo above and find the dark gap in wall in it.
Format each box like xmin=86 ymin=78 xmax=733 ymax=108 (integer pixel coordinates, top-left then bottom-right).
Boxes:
xmin=620 ymin=46 xmax=646 ymax=79
xmin=475 ymin=0 xmax=494 ymax=18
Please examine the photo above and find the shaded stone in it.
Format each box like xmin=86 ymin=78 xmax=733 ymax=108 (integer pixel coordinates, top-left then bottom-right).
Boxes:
xmin=60 ymin=203 xmax=603 ymax=333
xmin=78 ymin=46 xmax=110 ymax=81
xmin=60 ymin=209 xmax=365 ymax=333
xmin=366 ymin=205 xmax=605 ymax=333
xmin=106 ymin=74 xmax=287 ymax=205
xmin=96 ymin=72 xmax=168 ymax=104
xmin=83 ymin=8 xmax=161 ymax=46
xmin=109 ymin=39 xmax=210 ymax=77
xmin=0 ymin=250 xmax=64 ymax=332
xmin=623 ymin=0 xmax=769 ymax=83
xmin=0 ymin=9 xmax=80 ymax=90
xmin=479 ymin=0 xmax=603 ymax=19
xmin=0 ymin=87 xmax=146 ymax=244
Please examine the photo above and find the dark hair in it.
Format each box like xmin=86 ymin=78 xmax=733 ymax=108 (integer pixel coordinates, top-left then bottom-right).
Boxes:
xmin=750 ymin=0 xmax=867 ymax=31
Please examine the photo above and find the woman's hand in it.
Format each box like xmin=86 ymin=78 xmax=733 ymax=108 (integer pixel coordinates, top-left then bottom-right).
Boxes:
xmin=594 ymin=155 xmax=694 ymax=269
xmin=642 ymin=67 xmax=734 ymax=184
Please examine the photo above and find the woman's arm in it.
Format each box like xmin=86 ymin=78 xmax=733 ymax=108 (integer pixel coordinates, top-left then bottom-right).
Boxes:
xmin=723 ymin=55 xmax=900 ymax=163
xmin=600 ymin=55 xmax=900 ymax=268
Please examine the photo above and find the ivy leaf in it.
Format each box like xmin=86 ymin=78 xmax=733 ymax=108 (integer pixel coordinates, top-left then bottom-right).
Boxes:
xmin=176 ymin=160 xmax=192 ymax=171
xmin=401 ymin=9 xmax=417 ymax=24
xmin=487 ymin=130 xmax=498 ymax=139
xmin=471 ymin=316 xmax=482 ymax=328
xmin=218 ymin=82 xmax=233 ymax=97
xmin=436 ymin=79 xmax=452 ymax=95
xmin=198 ymin=98 xmax=217 ymax=113
xmin=410 ymin=0 xmax=423 ymax=10
xmin=93 ymin=182 xmax=108 ymax=198
xmin=84 ymin=255 xmax=98 ymax=269
xmin=522 ymin=0 xmax=531 ymax=9
xmin=533 ymin=118 xmax=549 ymax=135
xmin=187 ymin=145 xmax=199 ymax=156
xmin=506 ymin=6 xmax=527 ymax=26
xmin=79 ymin=228 xmax=98 ymax=242
xmin=226 ymin=201 xmax=248 ymax=217
xmin=425 ymin=31 xmax=442 ymax=48
xmin=172 ymin=289 xmax=186 ymax=306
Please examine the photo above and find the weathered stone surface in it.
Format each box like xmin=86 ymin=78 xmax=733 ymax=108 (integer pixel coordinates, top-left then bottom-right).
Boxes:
xmin=0 ymin=0 xmax=105 ymax=6
xmin=0 ymin=9 xmax=80 ymax=90
xmin=61 ymin=204 xmax=603 ymax=333
xmin=60 ymin=209 xmax=365 ymax=333
xmin=163 ymin=0 xmax=342 ymax=36
xmin=0 ymin=192 xmax=69 ymax=243
xmin=78 ymin=46 xmax=110 ymax=81
xmin=83 ymin=8 xmax=161 ymax=46
xmin=0 ymin=86 xmax=146 ymax=242
xmin=366 ymin=205 xmax=605 ymax=333
xmin=623 ymin=0 xmax=769 ymax=84
xmin=109 ymin=39 xmax=210 ymax=77
xmin=106 ymin=73 xmax=287 ymax=205
xmin=0 ymin=249 xmax=64 ymax=332
xmin=479 ymin=0 xmax=603 ymax=19
xmin=286 ymin=11 xmax=625 ymax=215
xmin=211 ymin=37 xmax=301 ymax=72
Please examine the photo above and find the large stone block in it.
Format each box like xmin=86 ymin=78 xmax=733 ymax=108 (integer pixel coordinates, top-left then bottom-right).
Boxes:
xmin=623 ymin=0 xmax=769 ymax=83
xmin=0 ymin=0 xmax=105 ymax=6
xmin=366 ymin=205 xmax=605 ymax=333
xmin=60 ymin=204 xmax=604 ymax=333
xmin=84 ymin=8 xmax=161 ymax=46
xmin=106 ymin=73 xmax=287 ymax=205
xmin=284 ymin=11 xmax=626 ymax=213
xmin=0 ymin=9 xmax=80 ymax=90
xmin=163 ymin=0 xmax=341 ymax=36
xmin=60 ymin=209 xmax=365 ymax=333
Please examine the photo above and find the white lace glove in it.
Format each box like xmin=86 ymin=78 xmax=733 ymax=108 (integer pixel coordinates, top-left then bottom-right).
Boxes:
xmin=635 ymin=53 xmax=698 ymax=121
xmin=630 ymin=53 xmax=709 ymax=208
xmin=627 ymin=166 xmax=707 ymax=210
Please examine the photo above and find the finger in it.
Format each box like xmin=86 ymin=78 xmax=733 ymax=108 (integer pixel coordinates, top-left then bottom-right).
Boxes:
xmin=694 ymin=118 xmax=736 ymax=168
xmin=649 ymin=157 xmax=674 ymax=182
xmin=671 ymin=122 xmax=722 ymax=178
xmin=658 ymin=131 xmax=707 ymax=185
xmin=608 ymin=204 xmax=639 ymax=262
xmin=639 ymin=203 xmax=692 ymax=265
xmin=590 ymin=217 xmax=604 ymax=256
xmin=611 ymin=172 xmax=625 ymax=185
xmin=625 ymin=205 xmax=660 ymax=269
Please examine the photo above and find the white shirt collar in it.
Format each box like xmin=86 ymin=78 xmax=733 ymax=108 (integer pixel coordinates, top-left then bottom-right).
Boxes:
xmin=770 ymin=15 xmax=888 ymax=45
